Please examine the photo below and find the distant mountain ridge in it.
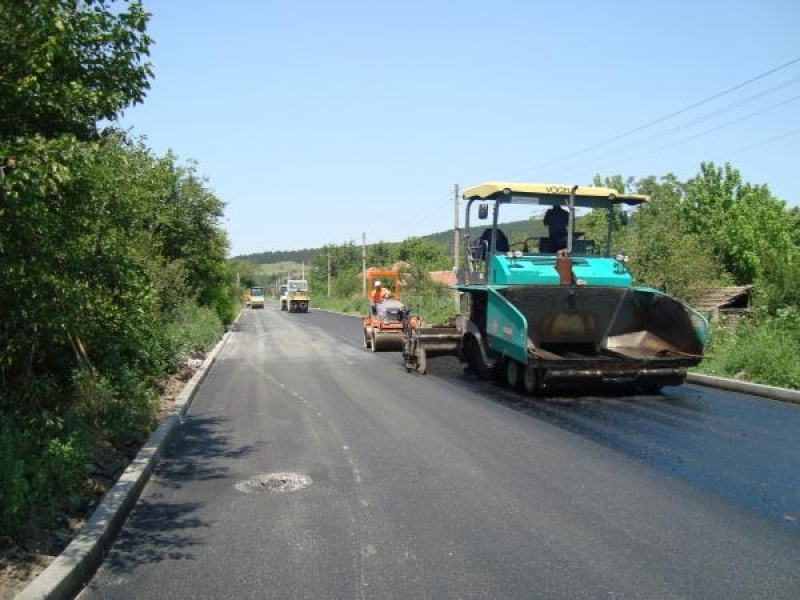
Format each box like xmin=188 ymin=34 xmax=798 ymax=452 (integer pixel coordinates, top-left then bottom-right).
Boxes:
xmin=234 ymin=218 xmax=548 ymax=265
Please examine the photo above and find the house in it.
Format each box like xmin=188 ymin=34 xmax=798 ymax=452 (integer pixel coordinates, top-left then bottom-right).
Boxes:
xmin=694 ymin=285 xmax=753 ymax=324
xmin=428 ymin=270 xmax=457 ymax=286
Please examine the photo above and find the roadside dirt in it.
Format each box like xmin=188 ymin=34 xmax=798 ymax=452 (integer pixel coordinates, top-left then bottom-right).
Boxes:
xmin=0 ymin=361 xmax=200 ymax=600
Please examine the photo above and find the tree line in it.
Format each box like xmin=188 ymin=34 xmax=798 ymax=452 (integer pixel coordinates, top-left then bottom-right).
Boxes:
xmin=585 ymin=170 xmax=800 ymax=308
xmin=0 ymin=1 xmax=238 ymax=540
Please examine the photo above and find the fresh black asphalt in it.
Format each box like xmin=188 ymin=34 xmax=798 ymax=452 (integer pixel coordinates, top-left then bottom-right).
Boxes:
xmin=77 ymin=304 xmax=800 ymax=599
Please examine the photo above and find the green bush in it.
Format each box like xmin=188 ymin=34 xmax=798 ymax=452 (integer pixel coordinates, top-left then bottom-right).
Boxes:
xmin=0 ymin=298 xmax=227 ymax=543
xmin=312 ymin=295 xmax=367 ymax=315
xmin=73 ymin=366 xmax=159 ymax=448
xmin=0 ymin=412 xmax=90 ymax=540
xmin=399 ymin=265 xmax=458 ymax=324
xmin=208 ymin=285 xmax=239 ymax=325
xmin=163 ymin=301 xmax=224 ymax=365
xmin=697 ymin=309 xmax=800 ymax=389
xmin=0 ymin=415 xmax=32 ymax=538
xmin=403 ymin=289 xmax=458 ymax=325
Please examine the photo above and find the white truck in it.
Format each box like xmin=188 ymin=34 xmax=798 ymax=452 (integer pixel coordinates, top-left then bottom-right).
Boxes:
xmin=279 ymin=279 xmax=310 ymax=313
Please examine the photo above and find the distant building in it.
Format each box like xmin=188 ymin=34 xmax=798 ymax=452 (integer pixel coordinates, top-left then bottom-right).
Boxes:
xmin=694 ymin=285 xmax=753 ymax=325
xmin=428 ymin=270 xmax=457 ymax=286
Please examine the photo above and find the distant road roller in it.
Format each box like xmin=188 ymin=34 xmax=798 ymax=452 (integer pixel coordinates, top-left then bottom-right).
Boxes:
xmin=249 ymin=286 xmax=265 ymax=309
xmin=402 ymin=182 xmax=709 ymax=394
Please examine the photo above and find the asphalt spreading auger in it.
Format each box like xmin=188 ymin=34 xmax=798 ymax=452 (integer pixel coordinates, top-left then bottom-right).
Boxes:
xmin=401 ymin=182 xmax=709 ymax=394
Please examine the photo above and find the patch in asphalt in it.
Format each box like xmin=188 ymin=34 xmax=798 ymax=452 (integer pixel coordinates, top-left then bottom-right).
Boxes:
xmin=235 ymin=472 xmax=312 ymax=493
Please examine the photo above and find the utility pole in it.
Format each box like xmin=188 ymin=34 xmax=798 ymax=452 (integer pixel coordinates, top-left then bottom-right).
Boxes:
xmin=327 ymin=252 xmax=331 ymax=297
xmin=453 ymin=183 xmax=460 ymax=271
xmin=362 ymin=232 xmax=367 ymax=296
xmin=453 ymin=183 xmax=461 ymax=311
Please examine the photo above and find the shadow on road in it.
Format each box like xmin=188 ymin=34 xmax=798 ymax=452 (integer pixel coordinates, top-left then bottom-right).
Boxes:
xmin=94 ymin=415 xmax=259 ymax=574
xmin=156 ymin=415 xmax=259 ymax=487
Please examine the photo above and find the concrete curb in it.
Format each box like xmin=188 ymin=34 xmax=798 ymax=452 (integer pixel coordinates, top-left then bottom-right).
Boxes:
xmin=16 ymin=320 xmax=236 ymax=600
xmin=687 ymin=372 xmax=800 ymax=405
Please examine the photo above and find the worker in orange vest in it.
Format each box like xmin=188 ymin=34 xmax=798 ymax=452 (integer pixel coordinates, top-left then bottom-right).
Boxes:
xmin=371 ymin=280 xmax=383 ymax=314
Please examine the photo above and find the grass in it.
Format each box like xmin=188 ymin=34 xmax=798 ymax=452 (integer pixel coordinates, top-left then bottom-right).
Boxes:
xmin=312 ymin=295 xmax=367 ymax=315
xmin=695 ymin=309 xmax=800 ymax=390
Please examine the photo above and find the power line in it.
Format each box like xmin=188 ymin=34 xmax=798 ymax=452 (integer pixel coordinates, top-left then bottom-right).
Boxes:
xmin=634 ymin=128 xmax=800 ymax=190
xmin=561 ymin=96 xmax=800 ymax=182
xmin=686 ymin=128 xmax=800 ymax=168
xmin=394 ymin=193 xmax=453 ymax=232
xmin=568 ymin=76 xmax=800 ymax=167
xmin=498 ymin=54 xmax=800 ymax=182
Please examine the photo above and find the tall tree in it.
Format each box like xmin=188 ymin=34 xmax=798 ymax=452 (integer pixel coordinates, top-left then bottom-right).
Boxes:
xmin=393 ymin=237 xmax=451 ymax=270
xmin=0 ymin=0 xmax=153 ymax=140
xmin=308 ymin=242 xmax=362 ymax=297
xmin=628 ymin=176 xmax=731 ymax=302
xmin=684 ymin=162 xmax=794 ymax=284
xmin=368 ymin=241 xmax=393 ymax=268
xmin=583 ymin=173 xmax=730 ymax=303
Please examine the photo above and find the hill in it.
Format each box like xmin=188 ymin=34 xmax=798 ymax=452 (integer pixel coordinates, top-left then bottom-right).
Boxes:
xmin=233 ymin=218 xmax=554 ymax=265
xmin=233 ymin=248 xmax=317 ymax=265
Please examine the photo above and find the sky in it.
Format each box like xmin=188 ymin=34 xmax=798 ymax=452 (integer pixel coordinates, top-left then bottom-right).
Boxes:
xmin=116 ymin=0 xmax=800 ymax=257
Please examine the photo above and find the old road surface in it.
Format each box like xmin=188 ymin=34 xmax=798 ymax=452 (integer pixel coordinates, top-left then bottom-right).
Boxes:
xmin=79 ymin=303 xmax=800 ymax=599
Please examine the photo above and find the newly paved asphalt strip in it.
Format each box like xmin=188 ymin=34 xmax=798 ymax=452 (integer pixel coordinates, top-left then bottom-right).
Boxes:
xmin=15 ymin=312 xmax=799 ymax=599
xmin=16 ymin=322 xmax=235 ymax=600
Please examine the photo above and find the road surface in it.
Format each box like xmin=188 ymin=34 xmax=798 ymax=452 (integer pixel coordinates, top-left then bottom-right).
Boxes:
xmin=79 ymin=303 xmax=800 ymax=599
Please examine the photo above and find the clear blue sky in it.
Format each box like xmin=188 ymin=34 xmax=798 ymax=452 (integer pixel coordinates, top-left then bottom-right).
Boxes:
xmin=117 ymin=0 xmax=800 ymax=257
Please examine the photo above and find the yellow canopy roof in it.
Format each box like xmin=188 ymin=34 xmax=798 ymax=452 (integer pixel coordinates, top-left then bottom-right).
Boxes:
xmin=462 ymin=182 xmax=649 ymax=205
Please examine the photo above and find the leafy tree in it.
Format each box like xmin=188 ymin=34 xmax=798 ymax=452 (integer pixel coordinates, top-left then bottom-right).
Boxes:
xmin=367 ymin=241 xmax=393 ymax=268
xmin=153 ymin=159 xmax=229 ymax=315
xmin=0 ymin=2 xmax=240 ymax=542
xmin=754 ymin=249 xmax=800 ymax=313
xmin=0 ymin=135 xmax=162 ymax=408
xmin=787 ymin=207 xmax=800 ymax=247
xmin=393 ymin=237 xmax=451 ymax=270
xmin=580 ymin=173 xmax=731 ymax=303
xmin=627 ymin=173 xmax=731 ymax=303
xmin=308 ymin=242 xmax=362 ymax=297
xmin=0 ymin=0 xmax=153 ymax=140
xmin=579 ymin=174 xmax=638 ymax=250
xmin=635 ymin=173 xmax=686 ymax=205
xmin=683 ymin=162 xmax=794 ymax=284
xmin=592 ymin=174 xmax=636 ymax=194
